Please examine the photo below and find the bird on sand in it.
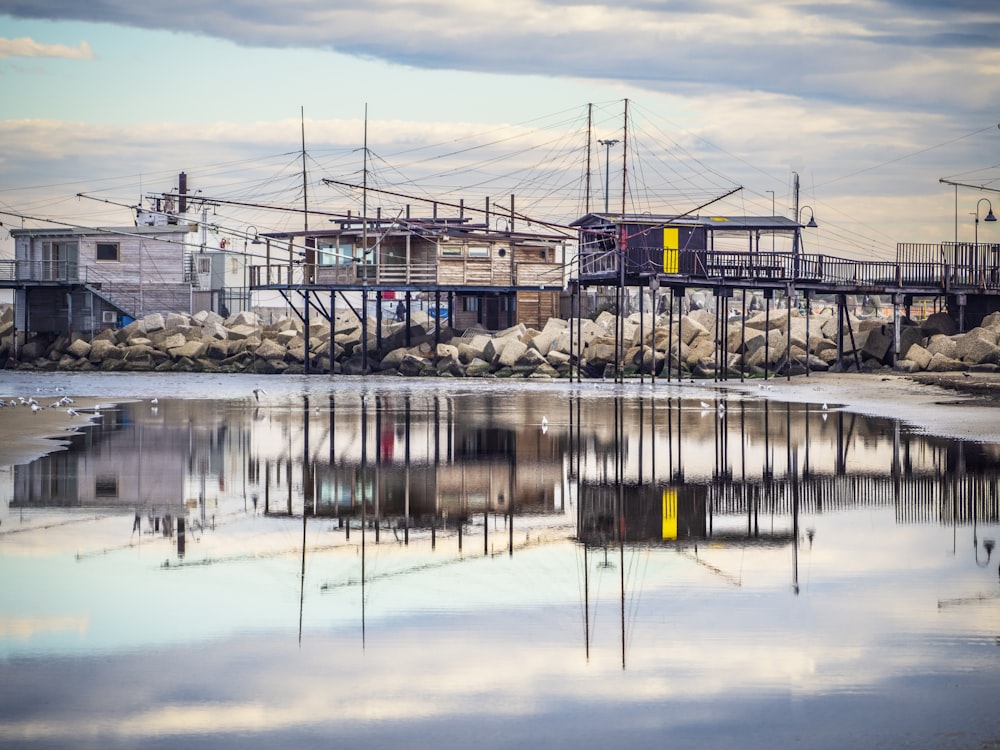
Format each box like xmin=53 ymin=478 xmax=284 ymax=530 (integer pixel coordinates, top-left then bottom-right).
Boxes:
xmin=150 ymin=398 xmax=158 ymax=405
xmin=541 ymin=416 xmax=548 ymax=434
xmin=30 ymin=404 xmax=43 ymax=414
xmin=252 ymin=388 xmax=267 ymax=402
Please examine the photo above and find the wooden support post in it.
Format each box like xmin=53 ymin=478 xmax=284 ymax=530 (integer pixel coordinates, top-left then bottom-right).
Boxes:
xmin=303 ymin=290 xmax=311 ymax=375
xmin=785 ymin=285 xmax=793 ymax=381
xmin=361 ymin=288 xmax=369 ymax=373
xmin=740 ymin=290 xmax=747 ymax=383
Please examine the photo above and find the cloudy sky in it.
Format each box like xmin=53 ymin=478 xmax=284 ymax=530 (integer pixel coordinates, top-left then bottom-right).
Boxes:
xmin=0 ymin=0 xmax=998 ymax=259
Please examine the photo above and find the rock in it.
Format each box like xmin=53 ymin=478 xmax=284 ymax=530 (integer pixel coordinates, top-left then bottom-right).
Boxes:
xmin=861 ymin=325 xmax=893 ymax=364
xmin=227 ymin=310 xmax=260 ymax=328
xmin=88 ymin=339 xmax=121 ymax=362
xmin=905 ymin=344 xmax=932 ymax=370
xmin=926 ymin=334 xmax=958 ymax=359
xmin=925 ymin=352 xmax=967 ymax=372
xmin=142 ymin=313 xmax=165 ymax=333
xmin=66 ymin=338 xmax=92 ymax=359
xmin=921 ymin=312 xmax=958 ymax=337
xmin=254 ymin=339 xmax=286 ymax=361
xmin=497 ymin=339 xmax=528 ymax=368
xmin=168 ymin=340 xmax=206 ymax=360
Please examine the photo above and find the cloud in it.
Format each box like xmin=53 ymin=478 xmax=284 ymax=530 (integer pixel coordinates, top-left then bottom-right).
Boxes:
xmin=1 ymin=1 xmax=997 ymax=114
xmin=0 ymin=36 xmax=93 ymax=60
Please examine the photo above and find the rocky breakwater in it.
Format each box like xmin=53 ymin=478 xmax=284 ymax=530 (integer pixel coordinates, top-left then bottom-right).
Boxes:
xmin=6 ymin=303 xmax=1000 ymax=378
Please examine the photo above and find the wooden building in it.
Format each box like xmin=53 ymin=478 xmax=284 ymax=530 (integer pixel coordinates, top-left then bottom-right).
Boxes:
xmin=3 ymin=222 xmax=199 ymax=336
xmin=250 ymin=213 xmax=570 ymax=331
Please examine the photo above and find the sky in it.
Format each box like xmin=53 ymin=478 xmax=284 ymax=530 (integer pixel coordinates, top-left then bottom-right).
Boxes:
xmin=0 ymin=0 xmax=998 ymax=260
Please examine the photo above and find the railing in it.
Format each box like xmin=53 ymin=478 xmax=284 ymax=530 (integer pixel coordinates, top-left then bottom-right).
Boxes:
xmin=249 ymin=261 xmax=560 ymax=288
xmin=577 ymin=244 xmax=1000 ymax=292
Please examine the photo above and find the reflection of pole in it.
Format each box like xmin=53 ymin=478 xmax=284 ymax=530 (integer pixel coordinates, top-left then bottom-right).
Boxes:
xmin=361 ymin=392 xmax=368 ymax=648
xmin=300 ymin=396 xmax=310 ymax=644
xmin=584 ymin=544 xmax=590 ymax=661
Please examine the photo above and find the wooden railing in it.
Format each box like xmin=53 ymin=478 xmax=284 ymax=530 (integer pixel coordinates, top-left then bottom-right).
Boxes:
xmin=249 ymin=261 xmax=563 ymax=289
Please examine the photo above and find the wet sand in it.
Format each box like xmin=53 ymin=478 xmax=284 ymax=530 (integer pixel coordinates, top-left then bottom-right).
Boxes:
xmin=0 ymin=397 xmax=106 ymax=466
xmin=717 ymin=371 xmax=1000 ymax=444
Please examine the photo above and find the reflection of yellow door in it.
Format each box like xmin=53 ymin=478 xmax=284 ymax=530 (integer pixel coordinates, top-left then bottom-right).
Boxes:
xmin=662 ymin=488 xmax=678 ymax=540
xmin=663 ymin=228 xmax=679 ymax=273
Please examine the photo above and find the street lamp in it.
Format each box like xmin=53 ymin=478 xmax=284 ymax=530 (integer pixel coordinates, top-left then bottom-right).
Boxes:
xmin=766 ymin=190 xmax=775 ymax=250
xmin=598 ymin=138 xmax=619 ymax=214
xmin=799 ymin=206 xmax=818 ymax=228
xmin=243 ymin=226 xmax=262 ymax=314
xmin=975 ymin=197 xmax=997 ymax=247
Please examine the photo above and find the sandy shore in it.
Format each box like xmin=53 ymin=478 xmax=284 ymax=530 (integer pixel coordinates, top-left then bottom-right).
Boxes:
xmin=0 ymin=396 xmax=107 ymax=466
xmin=2 ymin=372 xmax=999 ymax=467
xmin=714 ymin=371 xmax=1000 ymax=444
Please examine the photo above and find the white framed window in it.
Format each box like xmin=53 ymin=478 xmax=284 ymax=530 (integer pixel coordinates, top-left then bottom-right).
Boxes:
xmin=468 ymin=245 xmax=490 ymax=258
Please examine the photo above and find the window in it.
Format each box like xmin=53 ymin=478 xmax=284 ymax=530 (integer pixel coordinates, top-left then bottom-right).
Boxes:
xmin=440 ymin=244 xmax=462 ymax=257
xmin=463 ymin=297 xmax=480 ymax=312
xmin=96 ymin=242 xmax=119 ymax=262
xmin=95 ymin=477 xmax=119 ymax=498
xmin=319 ymin=241 xmax=355 ymax=266
xmin=468 ymin=245 xmax=490 ymax=258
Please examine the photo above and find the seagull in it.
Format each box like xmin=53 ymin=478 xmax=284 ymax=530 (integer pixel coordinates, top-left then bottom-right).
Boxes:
xmin=150 ymin=398 xmax=158 ymax=405
xmin=541 ymin=416 xmax=548 ymax=434
xmin=700 ymin=401 xmax=711 ymax=409
xmin=67 ymin=409 xmax=79 ymax=417
xmin=822 ymin=402 xmax=828 ymax=411
xmin=30 ymin=404 xmax=43 ymax=414
xmin=252 ymin=388 xmax=267 ymax=402
xmin=60 ymin=396 xmax=74 ymax=405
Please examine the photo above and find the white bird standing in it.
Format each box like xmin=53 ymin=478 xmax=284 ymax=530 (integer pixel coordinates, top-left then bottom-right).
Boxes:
xmin=151 ymin=398 xmax=158 ymax=405
xmin=541 ymin=416 xmax=548 ymax=434
xmin=30 ymin=404 xmax=43 ymax=414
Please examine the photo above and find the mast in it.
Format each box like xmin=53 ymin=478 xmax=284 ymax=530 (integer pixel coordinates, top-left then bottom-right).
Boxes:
xmin=620 ymin=99 xmax=629 ymax=217
xmin=301 ymin=106 xmax=309 ymax=233
xmin=362 ymin=103 xmax=369 ymax=268
xmin=585 ymin=103 xmax=593 ymax=215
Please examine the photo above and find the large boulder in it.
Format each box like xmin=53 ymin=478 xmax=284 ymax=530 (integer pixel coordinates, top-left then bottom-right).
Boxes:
xmin=921 ymin=312 xmax=958 ymax=337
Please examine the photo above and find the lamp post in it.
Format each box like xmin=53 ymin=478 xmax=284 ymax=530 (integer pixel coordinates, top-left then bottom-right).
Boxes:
xmin=794 ymin=206 xmax=818 ymax=276
xmin=598 ymin=138 xmax=619 ymax=214
xmin=243 ymin=226 xmax=262 ymax=314
xmin=766 ymin=190 xmax=775 ymax=250
xmin=975 ymin=197 xmax=997 ymax=247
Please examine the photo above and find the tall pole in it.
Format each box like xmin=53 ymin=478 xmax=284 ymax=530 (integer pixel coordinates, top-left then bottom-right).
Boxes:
xmin=301 ymin=106 xmax=308 ymax=233
xmin=585 ymin=104 xmax=593 ymax=215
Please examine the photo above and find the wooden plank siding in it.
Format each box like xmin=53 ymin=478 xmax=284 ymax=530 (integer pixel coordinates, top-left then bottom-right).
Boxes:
xmin=516 ymin=290 xmax=560 ymax=329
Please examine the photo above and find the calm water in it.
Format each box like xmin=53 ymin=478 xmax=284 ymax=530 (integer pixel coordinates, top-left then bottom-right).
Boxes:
xmin=1 ymin=373 xmax=998 ymax=749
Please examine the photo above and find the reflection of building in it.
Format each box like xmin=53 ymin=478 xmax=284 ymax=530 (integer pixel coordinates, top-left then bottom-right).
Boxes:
xmin=262 ymin=394 xmax=569 ymax=527
xmin=12 ymin=404 xmax=185 ymax=514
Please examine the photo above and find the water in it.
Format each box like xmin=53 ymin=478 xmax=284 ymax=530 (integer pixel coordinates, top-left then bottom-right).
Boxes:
xmin=1 ymin=373 xmax=998 ymax=749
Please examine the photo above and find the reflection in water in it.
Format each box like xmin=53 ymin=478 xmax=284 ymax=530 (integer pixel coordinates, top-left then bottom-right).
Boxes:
xmin=2 ymin=382 xmax=1000 ymax=748
xmin=11 ymin=389 xmax=999 ymax=563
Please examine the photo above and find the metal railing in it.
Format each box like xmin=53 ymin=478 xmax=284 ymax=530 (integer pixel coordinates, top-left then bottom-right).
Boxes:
xmin=576 ymin=244 xmax=1000 ymax=292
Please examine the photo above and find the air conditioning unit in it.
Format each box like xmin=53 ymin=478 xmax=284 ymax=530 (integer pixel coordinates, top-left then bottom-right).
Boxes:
xmin=102 ymin=311 xmax=117 ymax=324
